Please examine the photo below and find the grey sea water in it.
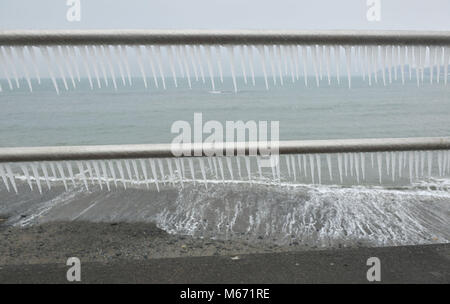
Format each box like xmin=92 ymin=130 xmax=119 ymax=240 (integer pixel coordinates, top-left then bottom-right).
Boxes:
xmin=0 ymin=76 xmax=449 ymax=248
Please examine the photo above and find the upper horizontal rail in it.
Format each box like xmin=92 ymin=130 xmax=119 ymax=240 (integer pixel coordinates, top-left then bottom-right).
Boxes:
xmin=0 ymin=137 xmax=449 ymax=163
xmin=1 ymin=30 xmax=450 ymax=46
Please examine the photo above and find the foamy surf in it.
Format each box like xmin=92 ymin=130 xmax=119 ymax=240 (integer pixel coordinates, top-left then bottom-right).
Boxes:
xmin=1 ymin=179 xmax=448 ymax=249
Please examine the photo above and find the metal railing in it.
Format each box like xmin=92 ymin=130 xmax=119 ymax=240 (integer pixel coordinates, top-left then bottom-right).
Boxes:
xmin=1 ymin=30 xmax=450 ymax=46
xmin=0 ymin=137 xmax=449 ymax=163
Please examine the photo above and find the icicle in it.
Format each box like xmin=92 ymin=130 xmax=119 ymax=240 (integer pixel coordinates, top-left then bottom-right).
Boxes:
xmin=67 ymin=46 xmax=81 ymax=82
xmin=205 ymin=46 xmax=215 ymax=90
xmin=41 ymin=162 xmax=51 ymax=190
xmin=349 ymin=153 xmax=354 ymax=177
xmin=85 ymin=161 xmax=94 ymax=185
xmin=377 ymin=152 xmax=382 ymax=184
xmin=291 ymin=45 xmax=299 ymax=81
xmin=78 ymin=45 xmax=96 ymax=89
xmin=107 ymin=160 xmax=118 ymax=188
xmin=245 ymin=156 xmax=252 ymax=180
xmin=157 ymin=159 xmax=166 ymax=184
xmin=0 ymin=164 xmax=10 ymax=192
xmin=3 ymin=47 xmax=20 ymax=88
xmin=154 ymin=46 xmax=167 ymax=89
xmin=218 ymin=157 xmax=225 ymax=181
xmin=326 ymin=154 xmax=332 ymax=180
xmin=436 ymin=47 xmax=442 ymax=83
xmin=302 ymin=155 xmax=307 ymax=177
xmin=290 ymin=155 xmax=297 ymax=181
xmin=316 ymin=154 xmax=322 ymax=184
xmin=86 ymin=46 xmax=101 ymax=88
xmin=247 ymin=45 xmax=256 ymax=86
xmin=344 ymin=153 xmax=348 ymax=176
xmin=226 ymin=157 xmax=234 ymax=180
xmin=400 ymin=46 xmax=406 ymax=84
xmin=213 ymin=46 xmax=224 ymax=83
xmin=386 ymin=45 xmax=393 ymax=84
xmin=386 ymin=152 xmax=390 ymax=176
xmin=256 ymin=45 xmax=269 ymax=89
xmin=276 ymin=45 xmax=284 ymax=85
xmin=360 ymin=153 xmax=366 ymax=180
xmin=144 ymin=46 xmax=159 ymax=88
xmin=16 ymin=46 xmax=33 ymax=92
xmin=100 ymin=161 xmax=111 ymax=191
xmin=337 ymin=153 xmax=343 ymax=183
xmin=227 ymin=46 xmax=238 ymax=92
xmin=427 ymin=151 xmax=433 ymax=177
xmin=119 ymin=46 xmax=132 ymax=86
xmin=173 ymin=46 xmax=185 ymax=78
xmin=267 ymin=45 xmax=277 ymax=85
xmin=31 ymin=163 xmax=42 ymax=194
xmin=325 ymin=45 xmax=331 ymax=85
xmin=102 ymin=45 xmax=118 ymax=90
xmin=76 ymin=161 xmax=88 ymax=190
xmin=0 ymin=46 xmax=13 ymax=90
xmin=311 ymin=45 xmax=320 ymax=87
xmin=40 ymin=46 xmax=60 ymax=94
xmin=296 ymin=155 xmax=303 ymax=177
xmin=444 ymin=46 xmax=450 ymax=85
xmin=287 ymin=45 xmax=295 ymax=83
xmin=372 ymin=45 xmax=378 ymax=84
xmin=334 ymin=45 xmax=340 ymax=85
xmin=391 ymin=152 xmax=396 ymax=181
xmin=59 ymin=46 xmax=77 ymax=88
xmin=5 ymin=164 xmax=17 ymax=193
xmin=437 ymin=151 xmax=443 ymax=176
xmin=420 ymin=151 xmax=425 ymax=176
xmin=149 ymin=159 xmax=159 ymax=191
xmin=132 ymin=159 xmax=141 ymax=184
xmin=188 ymin=158 xmax=196 ymax=184
xmin=175 ymin=158 xmax=183 ymax=187
xmin=167 ymin=159 xmax=176 ymax=186
xmin=92 ymin=161 xmax=103 ymax=189
xmin=194 ymin=45 xmax=206 ymax=83
xmin=27 ymin=46 xmax=41 ymax=84
xmin=56 ymin=162 xmax=68 ymax=191
xmin=20 ymin=164 xmax=33 ymax=190
xmin=212 ymin=157 xmax=219 ymax=180
xmin=354 ymin=153 xmax=360 ymax=183
xmin=408 ymin=152 xmax=414 ymax=182
xmin=236 ymin=45 xmax=247 ymax=84
xmin=186 ymin=45 xmax=198 ymax=82
xmin=135 ymin=46 xmax=148 ymax=88
xmin=93 ymin=45 xmax=108 ymax=87
xmin=285 ymin=155 xmax=291 ymax=177
xmin=236 ymin=156 xmax=242 ymax=180
xmin=344 ymin=46 xmax=352 ymax=88
xmin=399 ymin=151 xmax=403 ymax=178
xmin=66 ymin=162 xmax=76 ymax=187
xmin=180 ymin=46 xmax=192 ymax=88
xmin=380 ymin=46 xmax=387 ymax=86
xmin=139 ymin=159 xmax=149 ymax=189
xmin=199 ymin=158 xmax=207 ymax=186
xmin=309 ymin=155 xmax=315 ymax=184
xmin=124 ymin=160 xmax=133 ymax=185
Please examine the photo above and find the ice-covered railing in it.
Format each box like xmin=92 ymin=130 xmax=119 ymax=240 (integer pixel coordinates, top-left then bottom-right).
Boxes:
xmin=0 ymin=30 xmax=449 ymax=93
xmin=0 ymin=137 xmax=449 ymax=194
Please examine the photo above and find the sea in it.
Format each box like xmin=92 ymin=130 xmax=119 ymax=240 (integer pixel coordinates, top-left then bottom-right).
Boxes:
xmin=0 ymin=76 xmax=449 ymax=248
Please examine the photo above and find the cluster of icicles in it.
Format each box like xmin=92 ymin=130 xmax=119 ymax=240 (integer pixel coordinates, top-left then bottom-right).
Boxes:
xmin=0 ymin=44 xmax=449 ymax=94
xmin=1 ymin=150 xmax=449 ymax=194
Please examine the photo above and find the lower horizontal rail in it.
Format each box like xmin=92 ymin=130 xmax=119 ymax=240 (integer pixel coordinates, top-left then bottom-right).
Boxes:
xmin=0 ymin=137 xmax=449 ymax=163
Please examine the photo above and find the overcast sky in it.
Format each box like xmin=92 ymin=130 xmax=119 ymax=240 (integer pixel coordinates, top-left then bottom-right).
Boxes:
xmin=1 ymin=0 xmax=449 ymax=31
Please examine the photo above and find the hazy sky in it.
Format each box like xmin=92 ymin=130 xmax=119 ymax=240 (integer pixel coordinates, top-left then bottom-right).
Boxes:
xmin=1 ymin=0 xmax=450 ymax=31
